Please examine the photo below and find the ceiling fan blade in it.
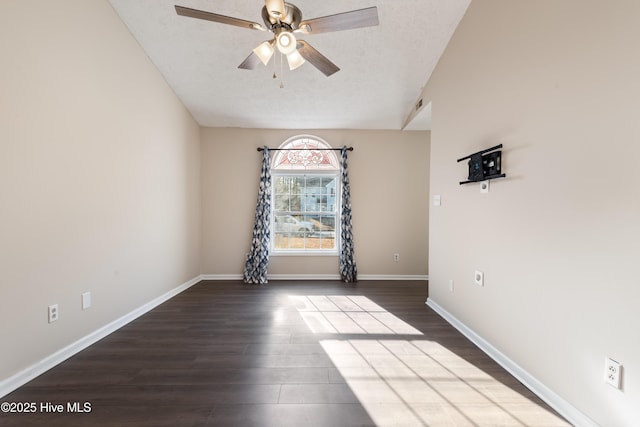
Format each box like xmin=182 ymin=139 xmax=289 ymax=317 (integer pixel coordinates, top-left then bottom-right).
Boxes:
xmin=238 ymin=52 xmax=262 ymax=70
xmin=175 ymin=5 xmax=266 ymax=31
xmin=297 ymin=40 xmax=340 ymax=77
xmin=299 ymin=6 xmax=378 ymax=34
xmin=264 ymin=0 xmax=286 ymax=19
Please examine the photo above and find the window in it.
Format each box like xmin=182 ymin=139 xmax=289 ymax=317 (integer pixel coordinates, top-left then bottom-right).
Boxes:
xmin=271 ymin=136 xmax=340 ymax=254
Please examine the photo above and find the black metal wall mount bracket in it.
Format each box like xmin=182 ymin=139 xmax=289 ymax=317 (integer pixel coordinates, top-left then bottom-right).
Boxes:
xmin=457 ymin=144 xmax=506 ymax=185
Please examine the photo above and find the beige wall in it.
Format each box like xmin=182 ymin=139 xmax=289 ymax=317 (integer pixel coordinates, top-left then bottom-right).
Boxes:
xmin=426 ymin=1 xmax=640 ymax=425
xmin=0 ymin=0 xmax=201 ymax=381
xmin=201 ymin=128 xmax=429 ymax=278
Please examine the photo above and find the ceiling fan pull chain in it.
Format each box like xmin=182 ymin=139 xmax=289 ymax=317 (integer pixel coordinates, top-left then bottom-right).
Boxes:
xmin=273 ymin=48 xmax=278 ymax=79
xmin=280 ymin=51 xmax=284 ymax=88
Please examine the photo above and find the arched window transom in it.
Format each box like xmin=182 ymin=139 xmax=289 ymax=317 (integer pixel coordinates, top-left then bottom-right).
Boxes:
xmin=271 ymin=136 xmax=340 ymax=254
xmin=272 ymin=137 xmax=339 ymax=170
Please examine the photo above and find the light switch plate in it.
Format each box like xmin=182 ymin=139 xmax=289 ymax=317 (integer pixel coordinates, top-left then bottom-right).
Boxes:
xmin=82 ymin=292 xmax=91 ymax=310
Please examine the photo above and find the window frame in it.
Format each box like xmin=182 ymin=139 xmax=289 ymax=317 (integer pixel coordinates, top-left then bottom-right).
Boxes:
xmin=270 ymin=136 xmax=341 ymax=256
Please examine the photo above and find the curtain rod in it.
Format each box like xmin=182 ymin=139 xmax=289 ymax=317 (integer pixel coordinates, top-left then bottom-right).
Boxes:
xmin=257 ymin=147 xmax=353 ymax=152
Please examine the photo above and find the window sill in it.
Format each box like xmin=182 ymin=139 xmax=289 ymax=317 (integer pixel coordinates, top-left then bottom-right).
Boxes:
xmin=271 ymin=250 xmax=339 ymax=257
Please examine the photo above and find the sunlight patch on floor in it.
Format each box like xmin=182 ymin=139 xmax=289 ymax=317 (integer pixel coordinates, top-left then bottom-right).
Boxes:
xmin=289 ymin=295 xmax=422 ymax=335
xmin=291 ymin=295 xmax=571 ymax=427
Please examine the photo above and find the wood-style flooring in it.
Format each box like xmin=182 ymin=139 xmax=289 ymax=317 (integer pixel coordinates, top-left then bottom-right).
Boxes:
xmin=1 ymin=280 xmax=570 ymax=426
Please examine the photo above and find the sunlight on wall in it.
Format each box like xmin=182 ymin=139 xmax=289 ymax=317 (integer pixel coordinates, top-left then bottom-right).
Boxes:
xmin=290 ymin=295 xmax=571 ymax=427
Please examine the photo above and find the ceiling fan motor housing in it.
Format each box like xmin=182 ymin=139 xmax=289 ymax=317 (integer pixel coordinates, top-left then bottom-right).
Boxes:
xmin=261 ymin=3 xmax=302 ymax=31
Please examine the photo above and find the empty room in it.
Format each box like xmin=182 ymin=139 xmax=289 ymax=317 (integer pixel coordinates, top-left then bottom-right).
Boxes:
xmin=1 ymin=1 xmax=638 ymax=426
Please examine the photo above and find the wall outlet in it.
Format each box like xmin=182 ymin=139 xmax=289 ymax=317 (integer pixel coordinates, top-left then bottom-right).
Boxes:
xmin=480 ymin=180 xmax=490 ymax=193
xmin=393 ymin=253 xmax=400 ymax=262
xmin=82 ymin=292 xmax=91 ymax=310
xmin=449 ymin=279 xmax=454 ymax=292
xmin=605 ymin=357 xmax=622 ymax=389
xmin=48 ymin=304 xmax=59 ymax=323
xmin=474 ymin=270 xmax=484 ymax=286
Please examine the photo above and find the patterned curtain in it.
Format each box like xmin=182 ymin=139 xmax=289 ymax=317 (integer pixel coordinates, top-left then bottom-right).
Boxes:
xmin=243 ymin=147 xmax=272 ymax=284
xmin=339 ymin=146 xmax=358 ymax=282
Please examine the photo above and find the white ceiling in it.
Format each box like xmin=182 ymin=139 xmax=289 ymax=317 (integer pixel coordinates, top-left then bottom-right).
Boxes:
xmin=108 ymin=0 xmax=469 ymax=130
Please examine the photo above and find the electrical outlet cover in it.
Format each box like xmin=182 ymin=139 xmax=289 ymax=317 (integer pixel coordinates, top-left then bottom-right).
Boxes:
xmin=605 ymin=357 xmax=622 ymax=389
xmin=48 ymin=304 xmax=59 ymax=323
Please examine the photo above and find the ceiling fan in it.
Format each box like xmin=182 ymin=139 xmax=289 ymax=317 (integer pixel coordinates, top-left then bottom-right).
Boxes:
xmin=175 ymin=0 xmax=379 ymax=77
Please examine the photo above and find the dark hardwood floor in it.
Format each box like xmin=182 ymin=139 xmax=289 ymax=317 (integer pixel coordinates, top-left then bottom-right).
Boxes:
xmin=1 ymin=280 xmax=570 ymax=426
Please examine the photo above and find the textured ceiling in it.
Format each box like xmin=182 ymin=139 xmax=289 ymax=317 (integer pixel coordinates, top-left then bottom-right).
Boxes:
xmin=108 ymin=0 xmax=470 ymax=130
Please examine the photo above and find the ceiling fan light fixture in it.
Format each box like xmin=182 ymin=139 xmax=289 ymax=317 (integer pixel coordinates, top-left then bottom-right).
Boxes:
xmin=286 ymin=49 xmax=305 ymax=70
xmin=276 ymin=31 xmax=297 ymax=55
xmin=253 ymin=40 xmax=275 ymax=66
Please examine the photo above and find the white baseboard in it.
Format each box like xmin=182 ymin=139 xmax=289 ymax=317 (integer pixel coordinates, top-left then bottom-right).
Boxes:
xmin=268 ymin=274 xmax=342 ymax=280
xmin=425 ymin=298 xmax=598 ymax=427
xmin=359 ymin=274 xmax=429 ymax=281
xmin=200 ymin=274 xmax=244 ymax=281
xmin=201 ymin=274 xmax=429 ymax=281
xmin=0 ymin=275 xmax=202 ymax=399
